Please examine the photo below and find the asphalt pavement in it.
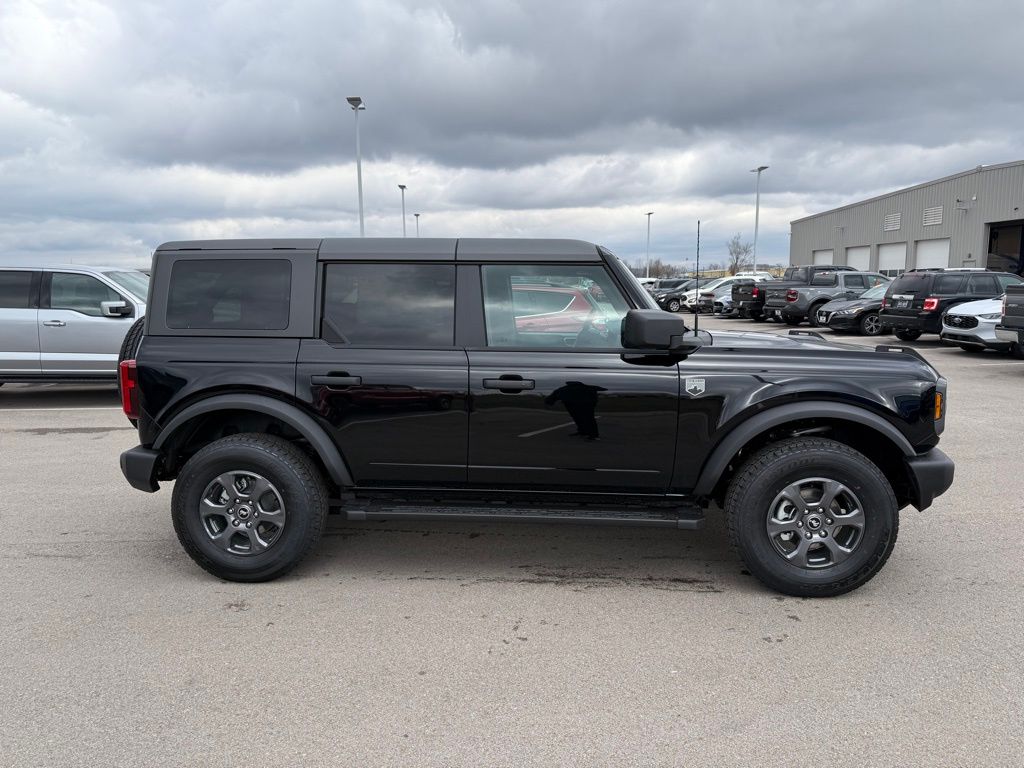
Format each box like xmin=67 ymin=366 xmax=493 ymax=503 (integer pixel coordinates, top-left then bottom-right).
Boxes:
xmin=2 ymin=320 xmax=1022 ymax=767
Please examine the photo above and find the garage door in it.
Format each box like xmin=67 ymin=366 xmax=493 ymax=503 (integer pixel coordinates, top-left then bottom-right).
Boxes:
xmin=846 ymin=246 xmax=870 ymax=271
xmin=878 ymin=242 xmax=907 ymax=276
xmin=812 ymin=249 xmax=834 ymax=265
xmin=916 ymin=238 xmax=950 ymax=269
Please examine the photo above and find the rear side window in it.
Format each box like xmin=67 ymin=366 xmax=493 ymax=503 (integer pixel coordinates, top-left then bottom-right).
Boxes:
xmin=844 ymin=275 xmax=866 ymax=288
xmin=322 ymin=263 xmax=455 ymax=346
xmin=998 ymin=274 xmax=1023 ymax=290
xmin=167 ymin=260 xmax=291 ymax=330
xmin=889 ymin=273 xmax=930 ymax=294
xmin=933 ymin=275 xmax=965 ymax=294
xmin=968 ymin=274 xmax=999 ymax=295
xmin=810 ymin=271 xmax=837 ymax=286
xmin=0 ymin=271 xmax=33 ymax=309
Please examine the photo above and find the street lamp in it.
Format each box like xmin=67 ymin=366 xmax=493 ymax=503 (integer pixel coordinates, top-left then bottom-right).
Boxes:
xmin=750 ymin=165 xmax=769 ymax=270
xmin=644 ymin=211 xmax=654 ymax=278
xmin=398 ymin=184 xmax=407 ymax=237
xmin=414 ymin=213 xmax=420 ymax=237
xmin=347 ymin=96 xmax=366 ymax=237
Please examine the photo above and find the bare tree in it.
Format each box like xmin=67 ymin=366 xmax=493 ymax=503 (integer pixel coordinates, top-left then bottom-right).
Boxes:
xmin=726 ymin=233 xmax=754 ymax=275
xmin=628 ymin=259 xmax=686 ymax=278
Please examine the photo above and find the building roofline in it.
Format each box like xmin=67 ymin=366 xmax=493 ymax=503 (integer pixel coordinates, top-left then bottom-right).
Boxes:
xmin=790 ymin=159 xmax=1024 ymax=225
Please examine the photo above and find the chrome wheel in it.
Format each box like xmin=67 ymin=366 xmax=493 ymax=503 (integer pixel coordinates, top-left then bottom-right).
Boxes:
xmin=861 ymin=312 xmax=882 ymax=336
xmin=766 ymin=478 xmax=865 ymax=569
xmin=667 ymin=299 xmax=681 ymax=312
xmin=200 ymin=470 xmax=286 ymax=555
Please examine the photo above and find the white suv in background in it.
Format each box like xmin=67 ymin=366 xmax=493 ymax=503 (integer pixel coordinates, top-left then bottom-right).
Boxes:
xmin=679 ymin=272 xmax=775 ymax=312
xmin=0 ymin=265 xmax=148 ymax=384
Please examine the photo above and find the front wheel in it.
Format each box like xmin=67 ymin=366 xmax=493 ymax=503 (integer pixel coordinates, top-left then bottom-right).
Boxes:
xmin=725 ymin=437 xmax=899 ymax=597
xmin=807 ymin=304 xmax=827 ymax=328
xmin=171 ymin=433 xmax=328 ymax=582
xmin=751 ymin=312 xmax=766 ymax=322
xmin=783 ymin=316 xmax=802 ymax=326
xmin=1010 ymin=343 xmax=1024 ymax=360
xmin=959 ymin=345 xmax=983 ymax=353
xmin=859 ymin=311 xmax=883 ymax=336
xmin=666 ymin=299 xmax=681 ymax=313
xmin=894 ymin=329 xmax=922 ymax=341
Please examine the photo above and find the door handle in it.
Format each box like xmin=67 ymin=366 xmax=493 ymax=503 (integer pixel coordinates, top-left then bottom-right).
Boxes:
xmin=311 ymin=374 xmax=362 ymax=389
xmin=42 ymin=320 xmax=66 ymax=327
xmin=483 ymin=376 xmax=535 ymax=392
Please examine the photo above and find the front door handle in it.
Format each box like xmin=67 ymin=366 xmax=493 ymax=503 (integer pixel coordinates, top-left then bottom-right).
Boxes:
xmin=483 ymin=376 xmax=535 ymax=392
xmin=311 ymin=374 xmax=362 ymax=389
xmin=42 ymin=320 xmax=66 ymax=327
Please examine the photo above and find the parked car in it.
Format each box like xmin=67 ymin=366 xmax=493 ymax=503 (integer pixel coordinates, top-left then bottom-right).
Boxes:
xmin=939 ymin=297 xmax=1018 ymax=354
xmin=765 ymin=270 xmax=889 ymax=327
xmin=994 ymin=284 xmax=1024 ymax=357
xmin=119 ymin=237 xmax=954 ymax=597
xmin=817 ymin=283 xmax=889 ymax=336
xmin=651 ymin=279 xmax=697 ymax=312
xmin=697 ymin=280 xmax=750 ymax=315
xmin=678 ymin=273 xmax=773 ymax=313
xmin=747 ymin=265 xmax=857 ymax=323
xmin=0 ymin=265 xmax=148 ymax=385
xmin=880 ymin=269 xmax=1024 ymax=341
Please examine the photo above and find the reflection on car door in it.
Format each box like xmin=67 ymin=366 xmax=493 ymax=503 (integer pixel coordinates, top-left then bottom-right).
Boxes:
xmin=0 ymin=270 xmax=41 ymax=375
xmin=38 ymin=271 xmax=136 ymax=375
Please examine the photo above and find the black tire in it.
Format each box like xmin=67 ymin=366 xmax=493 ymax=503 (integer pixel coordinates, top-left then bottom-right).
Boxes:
xmin=783 ymin=316 xmax=802 ymax=326
xmin=118 ymin=316 xmax=146 ymax=426
xmin=751 ymin=312 xmax=766 ymax=322
xmin=1010 ymin=343 xmax=1024 ymax=360
xmin=959 ymin=345 xmax=983 ymax=353
xmin=858 ymin=311 xmax=883 ymax=336
xmin=725 ymin=437 xmax=899 ymax=597
xmin=171 ymin=433 xmax=328 ymax=582
xmin=666 ymin=299 xmax=681 ymax=313
xmin=807 ymin=303 xmax=828 ymax=328
xmin=894 ymin=329 xmax=922 ymax=341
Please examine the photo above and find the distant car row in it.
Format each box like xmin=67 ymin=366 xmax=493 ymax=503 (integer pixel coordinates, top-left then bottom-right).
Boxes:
xmin=646 ymin=265 xmax=1024 ymax=356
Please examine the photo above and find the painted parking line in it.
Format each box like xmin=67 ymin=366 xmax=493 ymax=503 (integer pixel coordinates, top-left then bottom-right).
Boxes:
xmin=0 ymin=406 xmax=123 ymax=412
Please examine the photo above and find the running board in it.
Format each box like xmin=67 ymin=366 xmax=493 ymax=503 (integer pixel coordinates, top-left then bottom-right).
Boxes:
xmin=342 ymin=502 xmax=704 ymax=530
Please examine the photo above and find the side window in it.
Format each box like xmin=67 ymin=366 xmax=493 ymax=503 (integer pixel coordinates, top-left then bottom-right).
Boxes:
xmin=810 ymin=271 xmax=837 ymax=286
xmin=49 ymin=273 xmax=121 ymax=316
xmin=932 ymin=275 xmax=965 ymax=295
xmin=0 ymin=271 xmax=33 ymax=309
xmin=322 ymin=263 xmax=455 ymax=346
xmin=844 ymin=275 xmax=866 ymax=289
xmin=997 ymin=274 xmax=1023 ymax=290
xmin=482 ymin=264 xmax=631 ymax=349
xmin=868 ymin=275 xmax=889 ymax=287
xmin=968 ymin=274 xmax=999 ymax=295
xmin=167 ymin=260 xmax=290 ymax=330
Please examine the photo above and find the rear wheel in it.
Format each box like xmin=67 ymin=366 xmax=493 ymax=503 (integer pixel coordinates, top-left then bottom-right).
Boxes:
xmin=751 ymin=311 xmax=766 ymax=322
xmin=859 ymin=311 xmax=883 ymax=336
xmin=807 ymin=303 xmax=827 ymax=328
xmin=783 ymin=316 xmax=801 ymax=326
xmin=894 ymin=329 xmax=922 ymax=341
xmin=959 ymin=345 xmax=983 ymax=353
xmin=171 ymin=433 xmax=328 ymax=582
xmin=1010 ymin=343 xmax=1024 ymax=360
xmin=725 ymin=437 xmax=899 ymax=597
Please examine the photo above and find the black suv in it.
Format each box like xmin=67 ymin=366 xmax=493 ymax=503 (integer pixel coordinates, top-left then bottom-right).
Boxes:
xmin=119 ymin=238 xmax=954 ymax=596
xmin=880 ymin=268 xmax=1023 ymax=341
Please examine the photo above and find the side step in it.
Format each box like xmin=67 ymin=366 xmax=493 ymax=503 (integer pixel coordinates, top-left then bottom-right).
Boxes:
xmin=342 ymin=501 xmax=704 ymax=530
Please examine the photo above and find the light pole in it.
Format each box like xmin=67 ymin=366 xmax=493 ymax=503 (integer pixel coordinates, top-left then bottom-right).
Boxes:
xmin=347 ymin=97 xmax=366 ymax=237
xmin=644 ymin=211 xmax=654 ymax=278
xmin=398 ymin=184 xmax=407 ymax=237
xmin=750 ymin=165 xmax=768 ymax=270
xmin=414 ymin=213 xmax=420 ymax=237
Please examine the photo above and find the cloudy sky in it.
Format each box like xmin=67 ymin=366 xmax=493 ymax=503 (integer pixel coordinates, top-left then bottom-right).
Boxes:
xmin=2 ymin=0 xmax=1022 ymax=269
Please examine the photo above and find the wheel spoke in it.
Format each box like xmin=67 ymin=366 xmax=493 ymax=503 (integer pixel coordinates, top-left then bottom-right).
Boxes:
xmin=209 ymin=525 xmax=237 ymax=552
xmin=239 ymin=526 xmax=268 ymax=554
xmin=784 ymin=537 xmax=812 ymax=567
xmin=822 ymin=536 xmax=853 ymax=565
xmin=832 ymin=506 xmax=865 ymax=530
xmin=214 ymin=472 xmax=241 ymax=496
xmin=767 ymin=516 xmax=801 ymax=536
xmin=779 ymin=483 xmax=810 ymax=514
xmin=816 ymin=479 xmax=845 ymax=513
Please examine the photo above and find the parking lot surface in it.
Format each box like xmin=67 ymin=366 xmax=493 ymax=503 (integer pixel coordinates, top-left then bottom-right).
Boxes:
xmin=2 ymin=319 xmax=1022 ymax=767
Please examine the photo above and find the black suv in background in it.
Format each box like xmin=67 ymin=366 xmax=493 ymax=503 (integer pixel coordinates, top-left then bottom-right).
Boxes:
xmin=650 ymin=279 xmax=696 ymax=312
xmin=119 ymin=238 xmax=954 ymax=597
xmin=880 ymin=268 xmax=1023 ymax=341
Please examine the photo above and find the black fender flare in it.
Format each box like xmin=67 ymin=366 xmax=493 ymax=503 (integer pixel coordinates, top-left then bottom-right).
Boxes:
xmin=153 ymin=394 xmax=354 ymax=487
xmin=691 ymin=401 xmax=915 ymax=497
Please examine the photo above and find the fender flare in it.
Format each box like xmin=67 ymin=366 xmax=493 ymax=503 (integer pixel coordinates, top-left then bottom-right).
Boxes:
xmin=691 ymin=401 xmax=915 ymax=497
xmin=153 ymin=394 xmax=354 ymax=487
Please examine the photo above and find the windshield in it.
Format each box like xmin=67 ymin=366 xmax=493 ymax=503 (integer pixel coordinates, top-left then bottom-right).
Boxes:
xmin=860 ymin=283 xmax=888 ymax=299
xmin=694 ymin=277 xmax=726 ymax=292
xmin=105 ymin=270 xmax=150 ymax=301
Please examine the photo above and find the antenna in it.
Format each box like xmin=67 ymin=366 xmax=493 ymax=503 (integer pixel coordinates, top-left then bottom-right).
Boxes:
xmin=693 ymin=220 xmax=700 ymax=334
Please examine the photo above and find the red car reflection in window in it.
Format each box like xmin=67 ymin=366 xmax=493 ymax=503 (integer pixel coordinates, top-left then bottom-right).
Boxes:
xmin=513 ymin=285 xmax=596 ymax=333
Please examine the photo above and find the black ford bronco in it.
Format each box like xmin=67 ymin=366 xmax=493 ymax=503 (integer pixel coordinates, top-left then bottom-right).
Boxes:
xmin=119 ymin=238 xmax=954 ymax=596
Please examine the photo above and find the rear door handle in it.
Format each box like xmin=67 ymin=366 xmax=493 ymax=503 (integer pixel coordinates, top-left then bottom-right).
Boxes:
xmin=42 ymin=320 xmax=66 ymax=327
xmin=483 ymin=377 xmax=535 ymax=392
xmin=311 ymin=374 xmax=362 ymax=389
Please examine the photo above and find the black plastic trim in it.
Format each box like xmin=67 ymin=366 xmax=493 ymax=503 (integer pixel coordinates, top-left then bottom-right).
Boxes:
xmin=120 ymin=446 xmax=161 ymax=492
xmin=904 ymin=447 xmax=955 ymax=511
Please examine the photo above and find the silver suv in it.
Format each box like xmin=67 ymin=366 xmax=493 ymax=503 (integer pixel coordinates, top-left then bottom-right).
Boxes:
xmin=0 ymin=264 xmax=148 ymax=383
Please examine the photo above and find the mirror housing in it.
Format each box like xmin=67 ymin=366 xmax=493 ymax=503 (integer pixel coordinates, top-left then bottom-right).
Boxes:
xmin=100 ymin=300 xmax=131 ymax=318
xmin=621 ymin=310 xmax=703 ymax=354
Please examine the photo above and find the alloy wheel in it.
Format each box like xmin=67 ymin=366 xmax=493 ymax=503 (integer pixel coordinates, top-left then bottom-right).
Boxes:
xmin=199 ymin=470 xmax=287 ymax=555
xmin=766 ymin=478 xmax=865 ymax=569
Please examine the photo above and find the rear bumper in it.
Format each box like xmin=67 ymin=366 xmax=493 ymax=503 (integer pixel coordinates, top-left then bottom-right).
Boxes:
xmin=995 ymin=325 xmax=1023 ymax=344
xmin=765 ymin=303 xmax=805 ymax=320
xmin=905 ymin=448 xmax=955 ymax=511
xmin=120 ymin=446 xmax=162 ymax=492
xmin=880 ymin=311 xmax=942 ymax=333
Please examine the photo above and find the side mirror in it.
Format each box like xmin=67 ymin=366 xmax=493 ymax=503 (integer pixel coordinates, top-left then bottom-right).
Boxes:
xmin=101 ymin=300 xmax=131 ymax=318
xmin=621 ymin=309 xmax=702 ymax=354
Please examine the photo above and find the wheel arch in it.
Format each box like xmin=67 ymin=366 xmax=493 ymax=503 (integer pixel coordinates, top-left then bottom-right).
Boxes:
xmin=152 ymin=394 xmax=354 ymax=488
xmin=692 ymin=402 xmax=917 ymax=506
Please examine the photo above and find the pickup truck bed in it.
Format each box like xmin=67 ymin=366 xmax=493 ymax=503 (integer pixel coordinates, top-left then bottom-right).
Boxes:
xmin=995 ymin=284 xmax=1024 ymax=349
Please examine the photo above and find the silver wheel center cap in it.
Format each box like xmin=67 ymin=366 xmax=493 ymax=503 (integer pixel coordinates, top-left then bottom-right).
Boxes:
xmin=236 ymin=505 xmax=252 ymax=519
xmin=806 ymin=515 xmax=822 ymax=530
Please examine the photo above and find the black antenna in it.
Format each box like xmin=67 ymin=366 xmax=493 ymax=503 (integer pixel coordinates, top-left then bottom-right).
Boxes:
xmin=693 ymin=220 xmax=700 ymax=333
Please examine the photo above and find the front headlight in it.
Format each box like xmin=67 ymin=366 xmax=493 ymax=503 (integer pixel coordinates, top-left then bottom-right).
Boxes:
xmin=979 ymin=312 xmax=1001 ymax=320
xmin=836 ymin=307 xmax=861 ymax=314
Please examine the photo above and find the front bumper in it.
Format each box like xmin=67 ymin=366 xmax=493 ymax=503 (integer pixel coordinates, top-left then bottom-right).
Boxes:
xmin=825 ymin=312 xmax=861 ymax=330
xmin=120 ymin=446 xmax=162 ymax=492
xmin=995 ymin=325 xmax=1023 ymax=344
xmin=880 ymin=311 xmax=942 ymax=333
xmin=905 ymin=448 xmax=955 ymax=511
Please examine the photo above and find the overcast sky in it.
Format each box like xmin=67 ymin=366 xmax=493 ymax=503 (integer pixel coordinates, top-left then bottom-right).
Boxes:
xmin=2 ymin=0 xmax=1022 ymax=269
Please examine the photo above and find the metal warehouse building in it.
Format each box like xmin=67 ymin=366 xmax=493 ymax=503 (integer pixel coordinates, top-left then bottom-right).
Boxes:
xmin=790 ymin=160 xmax=1024 ymax=277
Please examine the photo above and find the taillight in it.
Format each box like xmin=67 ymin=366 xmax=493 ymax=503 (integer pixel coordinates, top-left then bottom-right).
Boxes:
xmin=923 ymin=297 xmax=939 ymax=311
xmin=785 ymin=289 xmax=798 ymax=302
xmin=119 ymin=360 xmax=139 ymax=420
xmin=752 ymin=286 xmax=760 ymax=298
xmin=881 ymin=297 xmax=888 ymax=308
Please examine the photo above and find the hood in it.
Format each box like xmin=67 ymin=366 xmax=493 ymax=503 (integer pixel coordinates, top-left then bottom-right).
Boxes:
xmin=945 ymin=297 xmax=1003 ymax=316
xmin=819 ymin=296 xmax=882 ymax=313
